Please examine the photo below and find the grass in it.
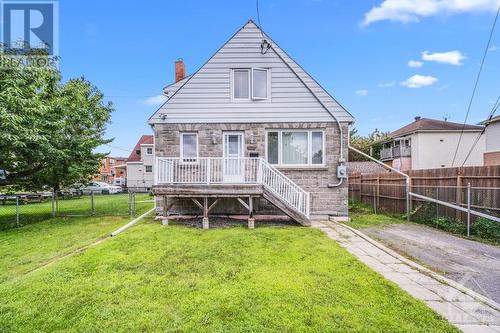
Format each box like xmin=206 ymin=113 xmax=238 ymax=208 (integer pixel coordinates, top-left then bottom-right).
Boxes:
xmin=348 ymin=200 xmax=407 ymax=229
xmin=0 ymin=219 xmax=457 ymax=332
xmin=0 ymin=195 xmax=154 ymax=282
xmin=0 ymin=193 xmax=152 ymax=230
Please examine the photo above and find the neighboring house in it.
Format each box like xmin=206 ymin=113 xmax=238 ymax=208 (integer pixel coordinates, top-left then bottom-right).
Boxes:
xmin=126 ymin=135 xmax=155 ymax=190
xmin=481 ymin=115 xmax=500 ymax=166
xmin=93 ymin=156 xmax=127 ymax=185
xmin=380 ymin=117 xmax=485 ymax=171
xmin=148 ymin=20 xmax=354 ymax=227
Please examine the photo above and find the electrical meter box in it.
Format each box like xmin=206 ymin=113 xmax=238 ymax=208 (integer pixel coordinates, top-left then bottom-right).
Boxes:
xmin=337 ymin=165 xmax=347 ymax=179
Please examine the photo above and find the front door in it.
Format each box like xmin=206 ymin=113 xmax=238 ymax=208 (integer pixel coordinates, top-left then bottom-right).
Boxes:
xmin=223 ymin=132 xmax=244 ymax=182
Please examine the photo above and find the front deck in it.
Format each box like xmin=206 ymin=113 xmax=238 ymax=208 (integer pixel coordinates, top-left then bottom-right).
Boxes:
xmin=154 ymin=157 xmax=311 ymax=227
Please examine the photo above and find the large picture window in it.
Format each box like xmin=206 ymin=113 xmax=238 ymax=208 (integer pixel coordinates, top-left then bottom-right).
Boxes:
xmin=180 ymin=133 xmax=198 ymax=162
xmin=266 ymin=130 xmax=325 ymax=166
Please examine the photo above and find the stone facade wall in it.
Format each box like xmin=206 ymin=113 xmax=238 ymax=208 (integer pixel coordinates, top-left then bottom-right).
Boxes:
xmin=153 ymin=122 xmax=349 ymax=219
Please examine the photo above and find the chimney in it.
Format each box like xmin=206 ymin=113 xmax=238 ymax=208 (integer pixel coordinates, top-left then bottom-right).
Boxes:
xmin=175 ymin=59 xmax=185 ymax=82
xmin=415 ymin=116 xmax=421 ymax=122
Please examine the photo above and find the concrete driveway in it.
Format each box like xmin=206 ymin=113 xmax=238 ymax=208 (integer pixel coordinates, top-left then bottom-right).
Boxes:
xmin=362 ymin=223 xmax=500 ymax=304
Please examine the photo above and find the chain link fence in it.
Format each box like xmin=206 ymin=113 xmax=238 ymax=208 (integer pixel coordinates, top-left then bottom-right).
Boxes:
xmin=0 ymin=189 xmax=155 ymax=230
xmin=349 ymin=182 xmax=500 ymax=241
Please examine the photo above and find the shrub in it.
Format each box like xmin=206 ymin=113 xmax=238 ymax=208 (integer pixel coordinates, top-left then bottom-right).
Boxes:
xmin=472 ymin=217 xmax=500 ymax=243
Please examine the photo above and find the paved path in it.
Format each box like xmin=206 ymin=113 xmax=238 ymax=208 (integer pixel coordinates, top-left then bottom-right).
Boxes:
xmin=363 ymin=223 xmax=500 ymax=304
xmin=314 ymin=221 xmax=500 ymax=333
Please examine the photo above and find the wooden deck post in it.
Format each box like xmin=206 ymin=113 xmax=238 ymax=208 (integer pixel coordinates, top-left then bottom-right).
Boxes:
xmin=248 ymin=197 xmax=255 ymax=229
xmin=202 ymin=197 xmax=209 ymax=229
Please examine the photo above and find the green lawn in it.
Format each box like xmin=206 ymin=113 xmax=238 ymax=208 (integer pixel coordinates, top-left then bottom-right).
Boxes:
xmin=0 ymin=193 xmax=153 ymax=230
xmin=0 ymin=218 xmax=457 ymax=332
xmin=348 ymin=200 xmax=407 ymax=229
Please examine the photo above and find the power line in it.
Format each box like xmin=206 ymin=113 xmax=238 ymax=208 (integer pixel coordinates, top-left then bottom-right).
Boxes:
xmin=451 ymin=1 xmax=500 ymax=166
xmin=460 ymin=94 xmax=500 ymax=167
xmin=256 ymin=0 xmax=264 ymax=37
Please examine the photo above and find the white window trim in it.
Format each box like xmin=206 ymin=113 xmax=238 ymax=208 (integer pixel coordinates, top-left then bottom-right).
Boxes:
xmin=251 ymin=68 xmax=270 ymax=100
xmin=145 ymin=147 xmax=153 ymax=155
xmin=231 ymin=69 xmax=251 ymax=101
xmin=231 ymin=68 xmax=271 ymax=101
xmin=265 ymin=129 xmax=326 ymax=167
xmin=180 ymin=132 xmax=199 ymax=164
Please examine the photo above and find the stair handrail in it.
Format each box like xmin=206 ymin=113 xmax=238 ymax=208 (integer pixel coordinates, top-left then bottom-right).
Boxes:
xmin=259 ymin=158 xmax=310 ymax=218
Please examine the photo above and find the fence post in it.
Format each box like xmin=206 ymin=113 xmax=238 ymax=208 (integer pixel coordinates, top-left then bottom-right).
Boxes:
xmin=15 ymin=196 xmax=20 ymax=227
xmin=91 ymin=191 xmax=95 ymax=216
xmin=51 ymin=191 xmax=56 ymax=218
xmin=406 ymin=178 xmax=411 ymax=221
xmin=128 ymin=192 xmax=132 ymax=217
xmin=467 ymin=183 xmax=471 ymax=238
xmin=373 ymin=183 xmax=377 ymax=214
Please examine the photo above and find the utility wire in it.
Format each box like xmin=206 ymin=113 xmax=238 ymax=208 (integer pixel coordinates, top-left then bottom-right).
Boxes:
xmin=256 ymin=0 xmax=264 ymax=37
xmin=451 ymin=1 xmax=500 ymax=166
xmin=460 ymin=94 xmax=500 ymax=167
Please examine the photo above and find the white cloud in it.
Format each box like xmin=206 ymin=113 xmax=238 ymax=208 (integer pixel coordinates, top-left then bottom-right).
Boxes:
xmin=422 ymin=50 xmax=466 ymax=65
xmin=355 ymin=89 xmax=369 ymax=96
xmin=363 ymin=0 xmax=498 ymax=26
xmin=378 ymin=81 xmax=395 ymax=88
xmin=401 ymin=75 xmax=438 ymax=88
xmin=488 ymin=45 xmax=499 ymax=52
xmin=141 ymin=95 xmax=168 ymax=106
xmin=408 ymin=60 xmax=423 ymax=68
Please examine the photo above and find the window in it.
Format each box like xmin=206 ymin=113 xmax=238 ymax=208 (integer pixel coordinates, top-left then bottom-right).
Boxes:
xmin=180 ymin=133 xmax=198 ymax=162
xmin=266 ymin=130 xmax=325 ymax=166
xmin=232 ymin=68 xmax=269 ymax=100
xmin=233 ymin=69 xmax=250 ymax=99
xmin=136 ymin=149 xmax=141 ymax=155
xmin=145 ymin=165 xmax=153 ymax=173
xmin=252 ymin=68 xmax=268 ymax=99
xmin=146 ymin=147 xmax=153 ymax=155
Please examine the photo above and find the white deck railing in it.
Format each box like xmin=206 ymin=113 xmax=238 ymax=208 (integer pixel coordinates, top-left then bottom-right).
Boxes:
xmin=155 ymin=157 xmax=310 ymax=217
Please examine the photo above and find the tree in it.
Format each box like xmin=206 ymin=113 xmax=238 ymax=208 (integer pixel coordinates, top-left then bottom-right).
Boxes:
xmin=0 ymin=48 xmax=113 ymax=191
xmin=349 ymin=128 xmax=388 ymax=161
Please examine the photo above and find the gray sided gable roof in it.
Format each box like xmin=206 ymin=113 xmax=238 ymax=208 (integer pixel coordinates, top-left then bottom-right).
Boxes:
xmin=149 ymin=20 xmax=354 ymax=124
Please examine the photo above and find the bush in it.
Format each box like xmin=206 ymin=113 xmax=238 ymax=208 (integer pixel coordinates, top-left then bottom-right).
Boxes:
xmin=472 ymin=218 xmax=500 ymax=243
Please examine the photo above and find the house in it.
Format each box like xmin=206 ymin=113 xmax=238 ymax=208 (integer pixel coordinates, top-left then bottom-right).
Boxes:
xmin=481 ymin=115 xmax=500 ymax=166
xmin=148 ymin=20 xmax=354 ymax=228
xmin=125 ymin=135 xmax=155 ymax=190
xmin=93 ymin=156 xmax=127 ymax=186
xmin=380 ymin=117 xmax=485 ymax=171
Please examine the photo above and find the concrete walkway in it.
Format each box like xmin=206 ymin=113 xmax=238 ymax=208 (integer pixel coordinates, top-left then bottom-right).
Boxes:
xmin=314 ymin=221 xmax=500 ymax=333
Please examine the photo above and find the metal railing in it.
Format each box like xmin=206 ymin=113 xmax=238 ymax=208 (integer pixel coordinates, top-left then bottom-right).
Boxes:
xmin=380 ymin=145 xmax=411 ymax=160
xmin=155 ymin=157 xmax=310 ymax=218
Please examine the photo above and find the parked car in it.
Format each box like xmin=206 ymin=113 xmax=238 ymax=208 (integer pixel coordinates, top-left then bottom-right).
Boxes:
xmin=82 ymin=182 xmax=123 ymax=195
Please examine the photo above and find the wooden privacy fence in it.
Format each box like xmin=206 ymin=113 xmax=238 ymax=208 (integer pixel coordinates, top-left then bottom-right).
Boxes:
xmin=349 ymin=165 xmax=500 ymax=222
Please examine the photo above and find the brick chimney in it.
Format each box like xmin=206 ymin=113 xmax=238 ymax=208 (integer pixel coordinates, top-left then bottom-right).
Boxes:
xmin=175 ymin=59 xmax=185 ymax=82
xmin=415 ymin=116 xmax=421 ymax=122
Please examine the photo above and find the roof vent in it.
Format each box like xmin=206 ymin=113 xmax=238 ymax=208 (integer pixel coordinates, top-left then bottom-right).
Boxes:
xmin=415 ymin=116 xmax=421 ymax=122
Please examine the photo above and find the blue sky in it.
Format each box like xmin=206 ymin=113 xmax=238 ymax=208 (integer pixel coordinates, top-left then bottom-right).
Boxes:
xmin=58 ymin=0 xmax=500 ymax=157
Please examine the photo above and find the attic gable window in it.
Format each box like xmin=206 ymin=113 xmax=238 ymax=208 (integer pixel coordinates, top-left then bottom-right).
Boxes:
xmin=252 ymin=68 xmax=268 ymax=99
xmin=232 ymin=68 xmax=269 ymax=100
xmin=233 ymin=69 xmax=250 ymax=99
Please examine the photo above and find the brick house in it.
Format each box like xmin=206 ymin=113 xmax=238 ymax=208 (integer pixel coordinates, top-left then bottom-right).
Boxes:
xmin=93 ymin=156 xmax=127 ymax=185
xmin=148 ymin=20 xmax=354 ymax=227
